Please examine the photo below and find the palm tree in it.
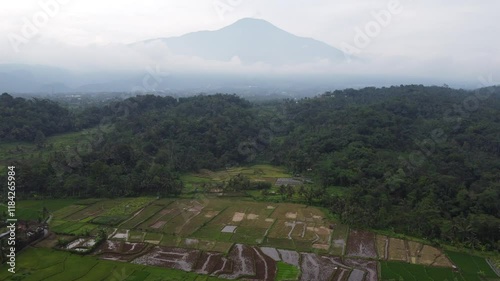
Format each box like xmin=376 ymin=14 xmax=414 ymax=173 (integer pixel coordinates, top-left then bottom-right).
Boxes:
xmin=452 ymin=217 xmax=477 ymax=247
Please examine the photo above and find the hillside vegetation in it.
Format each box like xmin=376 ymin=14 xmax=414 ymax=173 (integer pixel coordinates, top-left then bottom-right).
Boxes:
xmin=1 ymin=85 xmax=499 ymax=250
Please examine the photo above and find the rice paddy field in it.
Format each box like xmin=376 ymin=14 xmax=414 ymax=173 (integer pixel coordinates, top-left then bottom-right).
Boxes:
xmin=4 ymin=197 xmax=499 ymax=281
xmin=0 ymin=247 xmax=229 ymax=281
xmin=0 ymin=199 xmax=78 ymax=221
xmin=180 ymin=164 xmax=292 ymax=192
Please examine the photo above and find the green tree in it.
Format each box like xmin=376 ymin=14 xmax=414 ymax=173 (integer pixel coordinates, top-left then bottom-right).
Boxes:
xmin=34 ymin=130 xmax=46 ymax=148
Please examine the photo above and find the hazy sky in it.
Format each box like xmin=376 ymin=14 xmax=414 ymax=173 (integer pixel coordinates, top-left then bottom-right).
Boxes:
xmin=0 ymin=0 xmax=498 ymax=86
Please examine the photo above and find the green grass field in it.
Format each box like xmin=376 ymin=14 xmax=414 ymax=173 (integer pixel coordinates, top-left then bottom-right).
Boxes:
xmin=8 ymin=197 xmax=500 ymax=281
xmin=381 ymin=261 xmax=466 ymax=281
xmin=328 ymin=223 xmax=349 ymax=256
xmin=0 ymin=199 xmax=78 ymax=221
xmin=120 ymin=204 xmax=164 ymax=229
xmin=380 ymin=258 xmax=500 ymax=281
xmin=446 ymin=251 xmax=500 ymax=280
xmin=275 ymin=262 xmax=300 ymax=281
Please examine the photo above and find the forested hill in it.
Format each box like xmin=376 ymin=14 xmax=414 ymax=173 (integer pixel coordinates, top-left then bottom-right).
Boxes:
xmin=1 ymin=85 xmax=499 ymax=250
xmin=273 ymin=85 xmax=500 ymax=250
xmin=0 ymin=93 xmax=73 ymax=142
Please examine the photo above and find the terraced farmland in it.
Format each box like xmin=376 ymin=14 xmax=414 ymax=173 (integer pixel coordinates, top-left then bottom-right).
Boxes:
xmin=49 ymin=198 xmax=344 ymax=253
xmin=6 ymin=198 xmax=499 ymax=281
xmin=0 ymin=247 xmax=229 ymax=281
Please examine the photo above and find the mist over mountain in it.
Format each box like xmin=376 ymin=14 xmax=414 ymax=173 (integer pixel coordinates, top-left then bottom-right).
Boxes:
xmin=136 ymin=18 xmax=346 ymax=65
xmin=0 ymin=18 xmax=349 ymax=94
xmin=0 ymin=18 xmax=487 ymax=94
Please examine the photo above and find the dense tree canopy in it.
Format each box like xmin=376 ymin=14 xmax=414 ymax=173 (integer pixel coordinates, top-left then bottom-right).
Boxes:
xmin=272 ymin=85 xmax=500 ymax=250
xmin=1 ymin=86 xmax=499 ymax=250
xmin=0 ymin=93 xmax=73 ymax=141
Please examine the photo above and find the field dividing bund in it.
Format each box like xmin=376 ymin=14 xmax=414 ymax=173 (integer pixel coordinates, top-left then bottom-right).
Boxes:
xmin=64 ymin=199 xmax=122 ymax=222
xmin=51 ymin=204 xmax=87 ymax=220
xmin=123 ymin=243 xmax=382 ymax=281
xmin=14 ymin=198 xmax=500 ymax=281
xmin=51 ymin=198 xmax=345 ymax=254
xmin=138 ymin=206 xmax=182 ymax=231
xmin=120 ymin=204 xmax=165 ymax=229
xmin=374 ymin=235 xmax=454 ymax=268
xmin=0 ymin=247 xmax=231 ymax=281
xmin=95 ymin=197 xmax=156 ymax=225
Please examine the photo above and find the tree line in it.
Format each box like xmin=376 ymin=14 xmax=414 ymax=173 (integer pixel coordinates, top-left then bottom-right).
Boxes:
xmin=1 ymin=85 xmax=499 ymax=250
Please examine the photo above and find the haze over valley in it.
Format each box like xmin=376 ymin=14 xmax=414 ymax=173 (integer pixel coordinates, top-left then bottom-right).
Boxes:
xmin=1 ymin=2 xmax=499 ymax=281
xmin=1 ymin=1 xmax=499 ymax=94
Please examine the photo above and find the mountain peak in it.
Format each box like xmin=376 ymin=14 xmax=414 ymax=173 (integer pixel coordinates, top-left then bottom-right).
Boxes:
xmin=231 ymin=18 xmax=275 ymax=26
xmin=233 ymin=17 xmax=268 ymax=23
xmin=221 ymin=18 xmax=283 ymax=33
xmin=136 ymin=18 xmax=345 ymax=65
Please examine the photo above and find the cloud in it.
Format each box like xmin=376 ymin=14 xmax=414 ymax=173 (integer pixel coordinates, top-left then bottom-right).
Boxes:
xmin=0 ymin=0 xmax=498 ymax=88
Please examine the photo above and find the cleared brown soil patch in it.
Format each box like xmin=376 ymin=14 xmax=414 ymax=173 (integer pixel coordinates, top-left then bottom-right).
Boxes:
xmin=315 ymin=226 xmax=330 ymax=236
xmin=34 ymin=232 xmax=67 ymax=248
xmin=300 ymin=253 xmax=340 ymax=281
xmin=419 ymin=245 xmax=442 ymax=265
xmin=407 ymin=241 xmax=423 ymax=264
xmin=314 ymin=226 xmax=332 ymax=245
xmin=388 ymin=238 xmax=407 ymax=262
xmin=246 ymin=214 xmax=259 ymax=220
xmin=378 ymin=238 xmax=453 ymax=268
xmin=376 ymin=235 xmax=388 ymax=260
xmin=253 ymin=247 xmax=277 ymax=281
xmin=211 ymin=257 xmax=233 ymax=275
xmin=95 ymin=240 xmax=120 ymax=253
xmin=204 ymin=211 xmax=219 ymax=218
xmin=194 ymin=252 xmax=224 ymax=274
xmin=407 ymin=241 xmax=422 ymax=257
xmin=122 ymin=242 xmax=146 ymax=253
xmin=132 ymin=246 xmax=201 ymax=272
xmin=409 ymin=243 xmax=452 ymax=267
xmin=94 ymin=240 xmax=148 ymax=262
xmin=95 ymin=240 xmax=146 ymax=255
xmin=151 ymin=220 xmax=167 ymax=229
xmin=100 ymin=252 xmax=131 ymax=262
xmin=219 ymin=244 xmax=256 ymax=279
xmin=232 ymin=212 xmax=245 ymax=222
xmin=346 ymin=230 xmax=377 ymax=258
xmin=433 ymin=255 xmax=454 ymax=267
